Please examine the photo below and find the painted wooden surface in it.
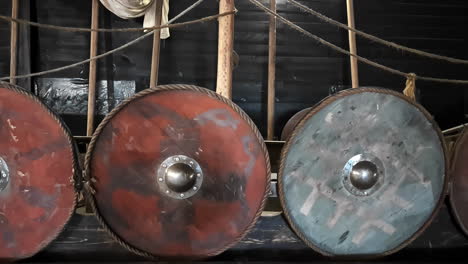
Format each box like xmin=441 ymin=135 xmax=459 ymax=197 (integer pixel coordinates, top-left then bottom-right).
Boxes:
xmin=0 ymin=83 xmax=76 ymax=261
xmin=87 ymin=86 xmax=269 ymax=258
xmin=280 ymin=89 xmax=446 ymax=256
xmin=450 ymin=129 xmax=468 ymax=235
xmin=0 ymin=1 xmax=467 ymax=260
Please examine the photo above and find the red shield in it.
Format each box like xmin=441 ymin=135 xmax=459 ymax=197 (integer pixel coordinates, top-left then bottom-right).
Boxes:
xmin=85 ymin=84 xmax=270 ymax=259
xmin=0 ymin=82 xmax=77 ymax=261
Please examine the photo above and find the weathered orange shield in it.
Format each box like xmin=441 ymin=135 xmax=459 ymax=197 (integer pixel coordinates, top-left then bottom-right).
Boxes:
xmin=0 ymin=82 xmax=77 ymax=261
xmin=85 ymin=84 xmax=270 ymax=259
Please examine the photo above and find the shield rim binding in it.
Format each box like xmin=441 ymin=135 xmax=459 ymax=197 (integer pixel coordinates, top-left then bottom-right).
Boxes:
xmin=0 ymin=81 xmax=78 ymax=260
xmin=84 ymin=84 xmax=271 ymax=260
xmin=278 ymin=87 xmax=448 ymax=258
xmin=449 ymin=127 xmax=468 ymax=236
xmin=281 ymin=107 xmax=312 ymax=141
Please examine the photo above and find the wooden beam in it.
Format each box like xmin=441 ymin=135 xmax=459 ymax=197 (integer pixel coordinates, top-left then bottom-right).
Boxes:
xmin=9 ymin=0 xmax=19 ymax=85
xmin=216 ymin=0 xmax=235 ymax=99
xmin=267 ymin=0 xmax=276 ymax=140
xmin=346 ymin=0 xmax=359 ymax=88
xmin=87 ymin=0 xmax=99 ymax=136
xmin=17 ymin=0 xmax=31 ymax=90
xmin=149 ymin=0 xmax=164 ymax=88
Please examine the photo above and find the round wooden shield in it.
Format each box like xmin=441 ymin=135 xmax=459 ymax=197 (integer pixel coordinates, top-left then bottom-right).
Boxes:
xmin=281 ymin=107 xmax=312 ymax=141
xmin=450 ymin=128 xmax=468 ymax=235
xmin=85 ymin=84 xmax=270 ymax=259
xmin=279 ymin=88 xmax=447 ymax=257
xmin=0 ymin=82 xmax=77 ymax=261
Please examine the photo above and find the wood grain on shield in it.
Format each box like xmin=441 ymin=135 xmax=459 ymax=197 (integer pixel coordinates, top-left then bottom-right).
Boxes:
xmin=281 ymin=107 xmax=311 ymax=141
xmin=90 ymin=89 xmax=268 ymax=258
xmin=280 ymin=88 xmax=446 ymax=257
xmin=0 ymin=86 xmax=75 ymax=260
xmin=450 ymin=130 xmax=468 ymax=235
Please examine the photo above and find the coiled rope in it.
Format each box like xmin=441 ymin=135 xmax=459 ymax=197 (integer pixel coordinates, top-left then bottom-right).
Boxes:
xmin=0 ymin=0 xmax=203 ymax=33
xmin=99 ymin=0 xmax=170 ymax=38
xmin=248 ymin=0 xmax=468 ymax=85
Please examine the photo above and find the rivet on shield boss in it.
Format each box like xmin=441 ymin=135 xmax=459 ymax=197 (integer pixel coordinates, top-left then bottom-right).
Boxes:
xmin=279 ymin=87 xmax=448 ymax=257
xmin=0 ymin=82 xmax=77 ymax=261
xmin=85 ymin=84 xmax=270 ymax=259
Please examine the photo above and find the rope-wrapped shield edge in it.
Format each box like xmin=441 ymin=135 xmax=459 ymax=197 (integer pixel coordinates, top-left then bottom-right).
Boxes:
xmin=84 ymin=84 xmax=271 ymax=260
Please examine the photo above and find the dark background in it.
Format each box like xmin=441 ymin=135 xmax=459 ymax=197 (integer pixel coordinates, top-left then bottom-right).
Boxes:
xmin=1 ymin=0 xmax=467 ymax=137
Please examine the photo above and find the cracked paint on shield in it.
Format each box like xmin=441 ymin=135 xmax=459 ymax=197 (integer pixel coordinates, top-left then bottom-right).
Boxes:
xmin=90 ymin=88 xmax=269 ymax=258
xmin=281 ymin=91 xmax=445 ymax=256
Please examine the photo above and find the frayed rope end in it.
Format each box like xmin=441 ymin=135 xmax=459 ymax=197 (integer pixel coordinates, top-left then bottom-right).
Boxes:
xmin=403 ymin=73 xmax=417 ymax=100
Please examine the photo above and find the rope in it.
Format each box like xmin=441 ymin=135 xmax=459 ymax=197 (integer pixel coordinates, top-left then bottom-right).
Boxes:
xmin=0 ymin=10 xmax=235 ymax=81
xmin=248 ymin=0 xmax=468 ymax=85
xmin=403 ymin=73 xmax=417 ymax=100
xmin=442 ymin=123 xmax=468 ymax=134
xmin=0 ymin=15 xmax=184 ymax=32
xmin=0 ymin=0 xmax=207 ymax=33
xmin=287 ymin=0 xmax=468 ymax=65
xmin=84 ymin=84 xmax=271 ymax=259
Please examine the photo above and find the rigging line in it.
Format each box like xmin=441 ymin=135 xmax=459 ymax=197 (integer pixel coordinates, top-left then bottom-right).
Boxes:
xmin=248 ymin=0 xmax=468 ymax=85
xmin=0 ymin=0 xmax=209 ymax=33
xmin=0 ymin=11 xmax=236 ymax=81
xmin=287 ymin=0 xmax=468 ymax=65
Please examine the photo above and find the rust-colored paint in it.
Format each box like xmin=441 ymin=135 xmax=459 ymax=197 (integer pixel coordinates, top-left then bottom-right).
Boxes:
xmin=450 ymin=129 xmax=468 ymax=235
xmin=89 ymin=88 xmax=269 ymax=258
xmin=0 ymin=84 xmax=76 ymax=261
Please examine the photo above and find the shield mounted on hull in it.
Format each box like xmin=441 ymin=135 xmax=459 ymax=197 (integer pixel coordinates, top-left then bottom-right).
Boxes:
xmin=0 ymin=82 xmax=77 ymax=261
xmin=281 ymin=107 xmax=312 ymax=141
xmin=85 ymin=84 xmax=270 ymax=259
xmin=279 ymin=88 xmax=447 ymax=257
xmin=450 ymin=128 xmax=468 ymax=236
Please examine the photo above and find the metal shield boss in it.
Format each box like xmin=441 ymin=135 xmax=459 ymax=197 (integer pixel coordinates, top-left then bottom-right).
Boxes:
xmin=85 ymin=84 xmax=270 ymax=259
xmin=279 ymin=88 xmax=447 ymax=257
xmin=0 ymin=82 xmax=77 ymax=261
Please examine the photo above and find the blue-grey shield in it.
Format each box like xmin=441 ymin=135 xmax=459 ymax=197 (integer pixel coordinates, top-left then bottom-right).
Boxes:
xmin=279 ymin=88 xmax=447 ymax=257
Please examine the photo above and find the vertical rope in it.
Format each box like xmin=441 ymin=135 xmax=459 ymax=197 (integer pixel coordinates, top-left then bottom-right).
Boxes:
xmin=403 ymin=73 xmax=417 ymax=100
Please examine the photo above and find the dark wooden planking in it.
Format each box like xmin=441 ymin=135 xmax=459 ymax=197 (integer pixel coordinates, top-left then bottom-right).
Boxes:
xmin=0 ymin=1 xmax=12 ymax=77
xmin=352 ymin=0 xmax=468 ymax=129
xmin=31 ymin=0 xmax=468 ymax=136
xmin=24 ymin=203 xmax=468 ymax=262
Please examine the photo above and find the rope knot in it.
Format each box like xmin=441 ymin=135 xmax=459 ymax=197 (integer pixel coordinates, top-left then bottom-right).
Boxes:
xmin=83 ymin=180 xmax=97 ymax=195
xmin=403 ymin=73 xmax=417 ymax=100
